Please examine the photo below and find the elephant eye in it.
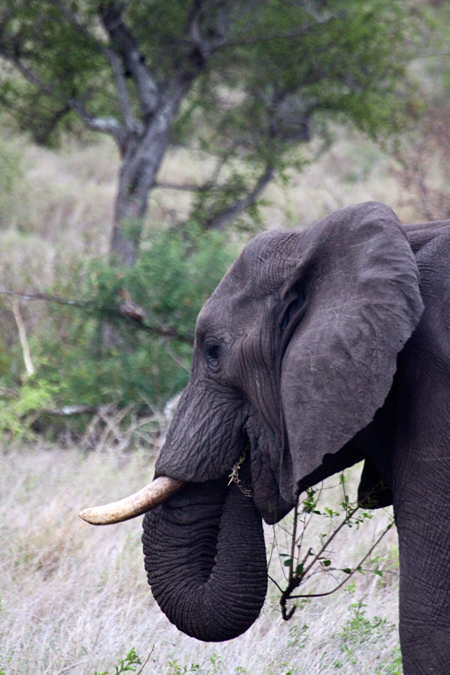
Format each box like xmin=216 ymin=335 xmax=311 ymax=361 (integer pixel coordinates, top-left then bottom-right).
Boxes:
xmin=204 ymin=344 xmax=220 ymax=364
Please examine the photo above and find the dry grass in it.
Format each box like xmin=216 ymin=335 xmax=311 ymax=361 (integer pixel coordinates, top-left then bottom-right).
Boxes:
xmin=0 ymin=444 xmax=401 ymax=675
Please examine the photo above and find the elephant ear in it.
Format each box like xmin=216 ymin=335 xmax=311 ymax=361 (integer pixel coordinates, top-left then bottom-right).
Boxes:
xmin=278 ymin=202 xmax=423 ymax=505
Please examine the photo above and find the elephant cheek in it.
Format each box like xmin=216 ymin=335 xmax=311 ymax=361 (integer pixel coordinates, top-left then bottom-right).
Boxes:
xmin=142 ymin=479 xmax=268 ymax=642
xmin=155 ymin=386 xmax=248 ymax=483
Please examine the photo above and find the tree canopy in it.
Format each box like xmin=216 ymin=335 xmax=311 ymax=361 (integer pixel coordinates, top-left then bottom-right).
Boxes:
xmin=0 ymin=0 xmax=418 ymax=263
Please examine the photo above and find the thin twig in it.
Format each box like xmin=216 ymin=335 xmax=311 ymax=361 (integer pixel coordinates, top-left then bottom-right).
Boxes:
xmin=288 ymin=524 xmax=392 ymax=601
xmin=268 ymin=574 xmax=283 ymax=593
xmin=135 ymin=645 xmax=155 ymax=675
xmin=11 ymin=298 xmax=35 ymax=376
xmin=302 ymin=506 xmax=361 ymax=580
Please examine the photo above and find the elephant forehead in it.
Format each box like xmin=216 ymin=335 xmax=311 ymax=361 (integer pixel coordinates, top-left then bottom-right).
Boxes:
xmin=209 ymin=230 xmax=303 ymax=302
xmin=196 ymin=293 xmax=261 ymax=337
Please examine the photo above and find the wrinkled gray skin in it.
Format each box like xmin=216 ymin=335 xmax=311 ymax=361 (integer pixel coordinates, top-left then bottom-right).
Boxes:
xmin=143 ymin=202 xmax=450 ymax=674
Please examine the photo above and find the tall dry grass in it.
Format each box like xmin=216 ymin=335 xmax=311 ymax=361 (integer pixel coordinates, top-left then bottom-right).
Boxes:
xmin=0 ymin=445 xmax=400 ymax=675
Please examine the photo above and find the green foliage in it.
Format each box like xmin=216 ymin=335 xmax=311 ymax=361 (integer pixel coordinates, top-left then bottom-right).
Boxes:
xmin=167 ymin=660 xmax=200 ymax=675
xmin=333 ymin=602 xmax=402 ymax=673
xmin=0 ymin=224 xmax=236 ymax=436
xmin=166 ymin=653 xmax=226 ymax=675
xmin=0 ymin=377 xmax=58 ymax=438
xmin=92 ymin=647 xmax=141 ymax=675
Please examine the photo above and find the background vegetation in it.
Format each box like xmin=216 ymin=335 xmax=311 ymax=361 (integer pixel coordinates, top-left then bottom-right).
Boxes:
xmin=1 ymin=0 xmax=450 ymax=672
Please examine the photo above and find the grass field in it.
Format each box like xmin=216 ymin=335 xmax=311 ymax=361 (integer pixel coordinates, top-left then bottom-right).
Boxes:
xmin=0 ymin=444 xmax=401 ymax=675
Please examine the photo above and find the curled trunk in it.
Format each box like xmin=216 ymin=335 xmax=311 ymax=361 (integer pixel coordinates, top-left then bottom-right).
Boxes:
xmin=142 ymin=475 xmax=267 ymax=642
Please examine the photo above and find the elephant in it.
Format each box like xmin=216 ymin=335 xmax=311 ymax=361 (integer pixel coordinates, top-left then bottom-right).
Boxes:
xmin=81 ymin=201 xmax=450 ymax=675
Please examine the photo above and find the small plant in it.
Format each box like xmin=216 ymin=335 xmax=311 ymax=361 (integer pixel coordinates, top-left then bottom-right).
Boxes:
xmin=165 ymin=653 xmax=225 ymax=675
xmin=167 ymin=660 xmax=200 ymax=675
xmin=272 ymin=472 xmax=394 ymax=620
xmin=340 ymin=601 xmax=385 ymax=645
xmin=333 ymin=602 xmax=400 ymax=671
xmin=208 ymin=654 xmax=222 ymax=673
xmin=375 ymin=648 xmax=403 ymax=675
xmin=92 ymin=647 xmax=142 ymax=675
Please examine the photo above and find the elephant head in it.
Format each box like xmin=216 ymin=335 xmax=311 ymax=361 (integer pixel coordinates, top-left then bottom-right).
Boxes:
xmin=81 ymin=202 xmax=423 ymax=643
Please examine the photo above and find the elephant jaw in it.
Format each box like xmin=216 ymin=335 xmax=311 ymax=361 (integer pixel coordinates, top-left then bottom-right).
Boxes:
xmin=78 ymin=476 xmax=183 ymax=525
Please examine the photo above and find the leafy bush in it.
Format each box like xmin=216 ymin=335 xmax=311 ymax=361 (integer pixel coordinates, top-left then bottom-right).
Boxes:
xmin=0 ymin=224 xmax=237 ymax=438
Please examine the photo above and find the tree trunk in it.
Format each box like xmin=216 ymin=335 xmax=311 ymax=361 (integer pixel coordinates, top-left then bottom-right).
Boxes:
xmin=109 ymin=35 xmax=210 ymax=266
xmin=110 ymin=94 xmax=183 ymax=265
xmin=110 ymin=130 xmax=168 ymax=266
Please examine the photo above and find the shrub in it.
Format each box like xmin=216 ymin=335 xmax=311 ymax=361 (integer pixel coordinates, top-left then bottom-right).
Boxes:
xmin=0 ymin=223 xmax=237 ymax=439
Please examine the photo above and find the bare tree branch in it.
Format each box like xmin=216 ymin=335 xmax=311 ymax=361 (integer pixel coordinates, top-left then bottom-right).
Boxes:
xmin=68 ymin=98 xmax=127 ymax=148
xmin=205 ymin=163 xmax=275 ymax=230
xmin=107 ymin=49 xmax=142 ymax=134
xmin=0 ymin=49 xmax=54 ymax=95
xmin=0 ymin=290 xmax=86 ymax=308
xmin=0 ymin=290 xmax=194 ymax=345
xmin=100 ymin=3 xmax=160 ymax=116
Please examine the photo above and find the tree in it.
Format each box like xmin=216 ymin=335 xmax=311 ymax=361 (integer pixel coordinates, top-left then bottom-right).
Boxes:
xmin=0 ymin=0 xmax=417 ymax=265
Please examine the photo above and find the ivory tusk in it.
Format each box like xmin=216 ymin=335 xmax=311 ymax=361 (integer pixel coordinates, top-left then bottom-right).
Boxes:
xmin=79 ymin=476 xmax=183 ymax=525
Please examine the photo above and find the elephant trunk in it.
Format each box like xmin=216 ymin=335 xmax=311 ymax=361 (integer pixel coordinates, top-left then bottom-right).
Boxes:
xmin=142 ymin=475 xmax=267 ymax=642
